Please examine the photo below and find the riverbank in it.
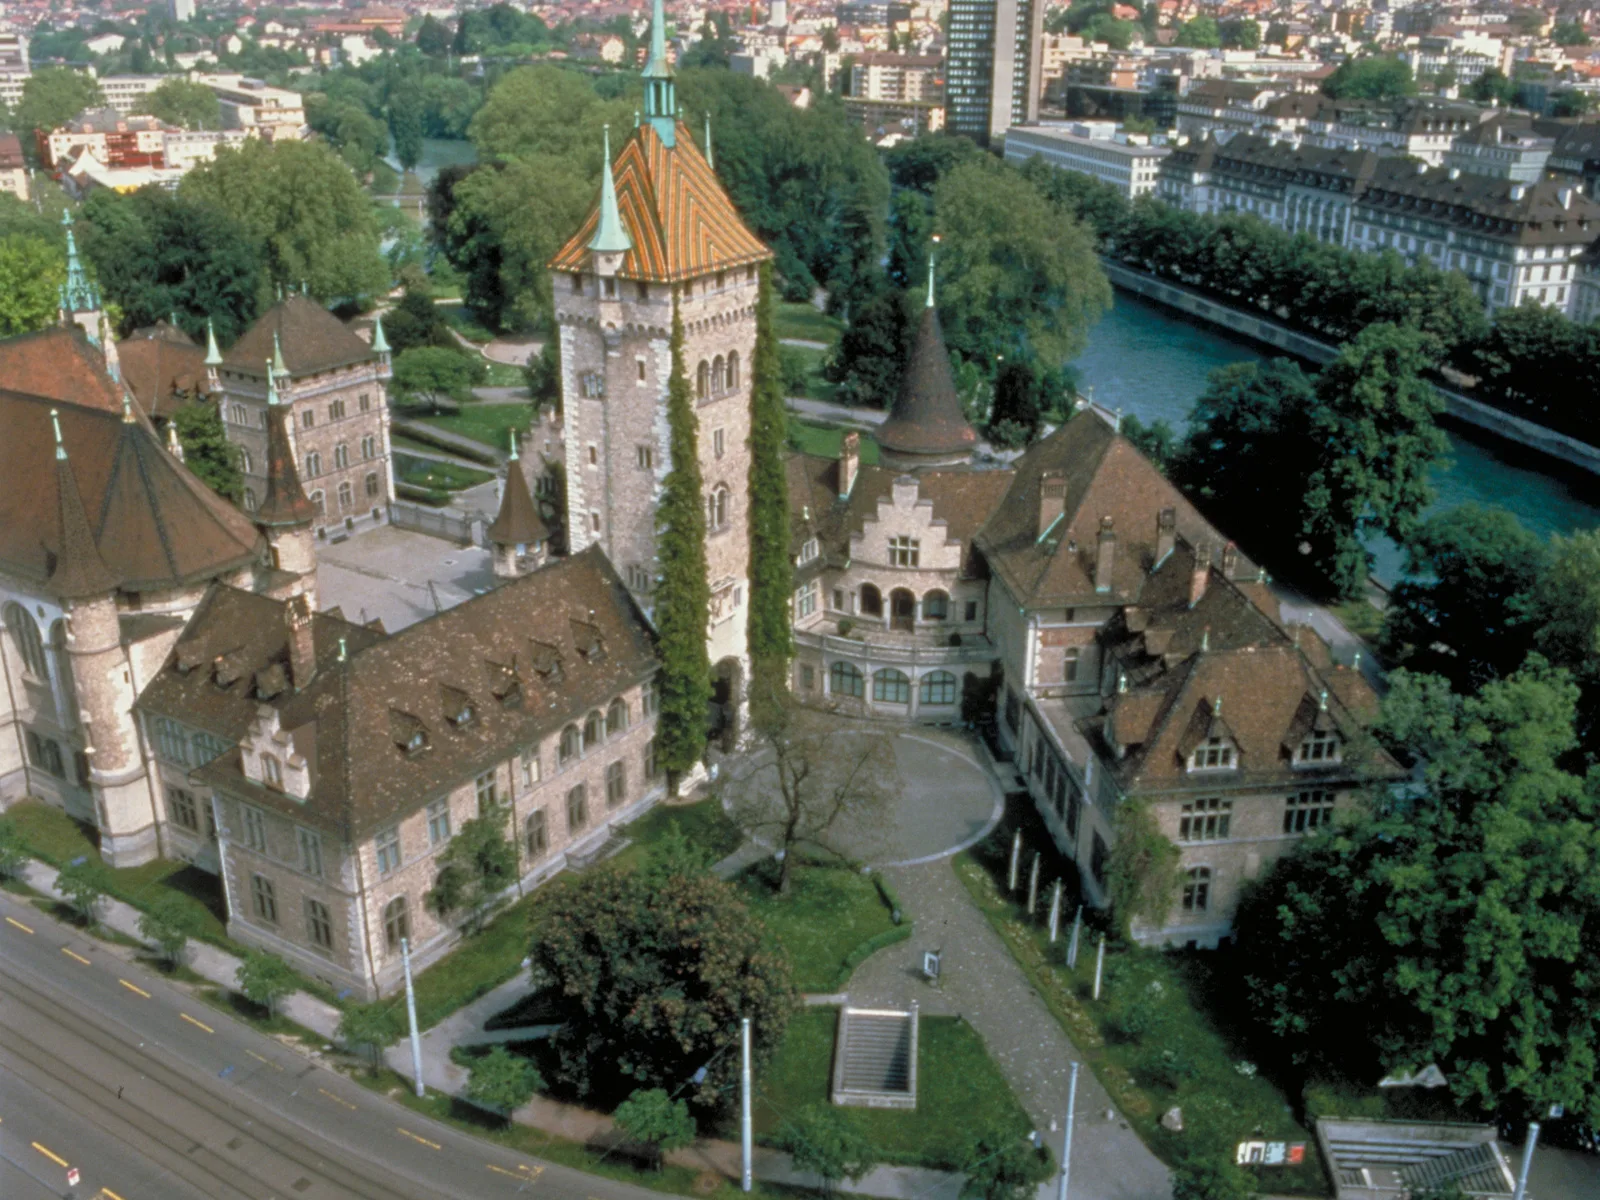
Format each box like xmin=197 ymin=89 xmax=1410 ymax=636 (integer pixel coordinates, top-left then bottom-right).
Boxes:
xmin=1100 ymin=259 xmax=1600 ymax=480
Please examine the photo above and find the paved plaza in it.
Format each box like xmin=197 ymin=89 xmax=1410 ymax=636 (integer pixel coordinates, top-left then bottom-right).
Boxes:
xmin=316 ymin=523 xmax=498 ymax=632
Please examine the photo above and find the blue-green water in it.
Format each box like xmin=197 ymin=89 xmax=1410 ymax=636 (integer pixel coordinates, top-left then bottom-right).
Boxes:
xmin=1071 ymin=290 xmax=1600 ymax=582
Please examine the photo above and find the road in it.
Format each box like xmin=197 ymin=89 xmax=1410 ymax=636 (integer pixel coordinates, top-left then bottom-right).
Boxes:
xmin=0 ymin=890 xmax=664 ymax=1200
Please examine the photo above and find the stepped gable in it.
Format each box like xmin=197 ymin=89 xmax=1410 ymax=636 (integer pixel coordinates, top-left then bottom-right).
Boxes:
xmin=223 ymin=294 xmax=375 ymax=378
xmin=486 ymin=463 xmax=548 ymax=547
xmin=976 ymin=414 xmax=1252 ymax=608
xmin=875 ymin=304 xmax=977 ymax=460
xmin=117 ymin=321 xmax=207 ymax=419
xmin=548 ymin=121 xmax=770 ymax=283
xmin=0 ymin=326 xmax=125 ymax=412
xmin=0 ymin=391 xmax=263 ymax=594
xmin=195 ymin=547 xmax=657 ymax=839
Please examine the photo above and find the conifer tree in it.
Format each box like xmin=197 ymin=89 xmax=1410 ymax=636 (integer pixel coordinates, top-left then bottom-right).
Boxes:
xmin=654 ymin=293 xmax=713 ymax=777
xmin=746 ymin=262 xmax=793 ymax=729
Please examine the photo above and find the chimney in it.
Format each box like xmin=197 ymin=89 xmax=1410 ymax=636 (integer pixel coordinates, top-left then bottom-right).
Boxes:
xmin=1155 ymin=506 xmax=1176 ymax=565
xmin=1095 ymin=516 xmax=1116 ymax=594
xmin=1039 ymin=472 xmax=1066 ymax=537
xmin=838 ymin=431 xmax=860 ymax=499
xmin=1190 ymin=541 xmax=1210 ymax=607
xmin=287 ymin=592 xmax=315 ymax=689
xmin=1221 ymin=540 xmax=1239 ymax=579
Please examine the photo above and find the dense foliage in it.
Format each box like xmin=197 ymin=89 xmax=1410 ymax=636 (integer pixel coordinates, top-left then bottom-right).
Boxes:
xmin=746 ymin=264 xmax=794 ymax=728
xmin=0 ymin=235 xmax=65 ymax=337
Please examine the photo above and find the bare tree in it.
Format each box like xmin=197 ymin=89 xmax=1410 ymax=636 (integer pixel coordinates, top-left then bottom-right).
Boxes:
xmin=727 ymin=702 xmax=899 ymax=894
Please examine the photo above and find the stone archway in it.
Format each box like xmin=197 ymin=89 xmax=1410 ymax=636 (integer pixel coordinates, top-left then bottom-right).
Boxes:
xmin=709 ymin=656 xmax=743 ymax=752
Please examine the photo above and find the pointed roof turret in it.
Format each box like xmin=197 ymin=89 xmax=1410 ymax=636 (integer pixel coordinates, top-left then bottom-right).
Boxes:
xmin=204 ymin=318 xmax=223 ymax=366
xmin=641 ymin=0 xmax=677 ymax=145
xmin=371 ymin=312 xmax=390 ymax=355
xmin=876 ymin=255 xmax=977 ymax=466
xmin=58 ymin=210 xmax=101 ymax=320
xmin=47 ymin=408 xmax=119 ymax=600
xmin=255 ymin=362 xmax=316 ymax=530
xmin=590 ymin=125 xmax=634 ymax=255
xmin=705 ymin=112 xmax=714 ymax=169
xmin=272 ymin=331 xmax=288 ymax=378
xmin=487 ymin=452 xmax=549 ymax=549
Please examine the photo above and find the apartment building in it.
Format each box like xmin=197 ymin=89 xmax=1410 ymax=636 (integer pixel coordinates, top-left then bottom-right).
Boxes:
xmin=947 ymin=0 xmax=1045 ymax=142
xmin=1004 ymin=122 xmax=1171 ymax=198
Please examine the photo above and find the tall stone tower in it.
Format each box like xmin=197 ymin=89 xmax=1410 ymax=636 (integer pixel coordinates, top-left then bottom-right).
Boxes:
xmin=548 ymin=0 xmax=771 ymax=681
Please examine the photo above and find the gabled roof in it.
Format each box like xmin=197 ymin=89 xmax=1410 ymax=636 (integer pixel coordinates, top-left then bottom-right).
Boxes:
xmin=549 ymin=121 xmax=771 ymax=283
xmin=0 ymin=326 xmax=125 ymax=413
xmin=117 ymin=321 xmax=208 ymax=420
xmin=223 ymin=295 xmax=376 ymax=378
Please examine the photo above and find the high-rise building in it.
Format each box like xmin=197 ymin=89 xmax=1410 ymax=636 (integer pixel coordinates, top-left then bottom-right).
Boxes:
xmin=946 ymin=0 xmax=1043 ymax=144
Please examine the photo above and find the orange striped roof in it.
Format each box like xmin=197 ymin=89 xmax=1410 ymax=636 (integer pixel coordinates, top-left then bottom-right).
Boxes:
xmin=549 ymin=121 xmax=771 ymax=283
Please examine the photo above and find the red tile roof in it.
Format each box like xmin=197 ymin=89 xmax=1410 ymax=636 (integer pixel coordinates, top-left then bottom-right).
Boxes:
xmin=0 ymin=326 xmax=125 ymax=413
xmin=223 ymin=295 xmax=377 ymax=378
xmin=117 ymin=321 xmax=207 ymax=420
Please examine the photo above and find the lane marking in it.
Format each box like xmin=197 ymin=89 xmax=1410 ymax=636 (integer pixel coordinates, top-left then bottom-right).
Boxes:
xmin=487 ymin=1164 xmax=524 ymax=1179
xmin=246 ymin=1049 xmax=283 ymax=1071
xmin=488 ymin=1163 xmax=544 ymax=1182
xmin=61 ymin=947 xmax=92 ymax=966
xmin=101 ymin=1189 xmax=129 ymax=1200
xmin=5 ymin=916 xmax=33 ymax=933
xmin=397 ymin=1128 xmax=441 ymax=1150
xmin=318 ymin=1087 xmax=357 ymax=1111
xmin=179 ymin=1013 xmax=214 ymax=1034
xmin=31 ymin=1141 xmax=68 ymax=1167
xmin=118 ymin=979 xmax=151 ymax=998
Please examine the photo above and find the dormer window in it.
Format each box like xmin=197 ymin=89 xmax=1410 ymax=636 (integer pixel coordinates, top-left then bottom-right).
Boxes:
xmin=391 ymin=709 xmax=430 ymax=755
xmin=442 ymin=685 xmax=475 ymax=728
xmin=799 ymin=538 xmax=819 ymax=564
xmin=1297 ymin=728 xmax=1341 ymax=765
xmin=1189 ymin=736 xmax=1234 ymax=771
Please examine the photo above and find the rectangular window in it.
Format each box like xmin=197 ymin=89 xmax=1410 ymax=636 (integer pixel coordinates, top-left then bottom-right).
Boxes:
xmin=1297 ymin=729 xmax=1340 ymax=765
xmin=795 ymin=580 xmax=818 ymax=619
xmin=799 ymin=538 xmax=819 ymax=564
xmin=637 ymin=445 xmax=653 ymax=470
xmin=889 ymin=536 xmax=920 ymax=567
xmin=475 ymin=770 xmax=498 ymax=813
xmin=1179 ymin=797 xmax=1232 ymax=842
xmin=192 ymin=732 xmax=229 ymax=764
xmin=243 ymin=805 xmax=268 ymax=853
xmin=166 ymin=787 xmax=199 ymax=832
xmin=526 ymin=809 xmax=548 ymax=858
xmin=637 ymin=357 xmax=647 ymax=382
xmin=606 ymin=760 xmax=626 ymax=808
xmin=1284 ymin=789 xmax=1335 ymax=834
xmin=566 ymin=784 xmax=588 ymax=831
xmin=1189 ymin=737 xmax=1234 ymax=770
xmin=645 ymin=737 xmax=660 ymax=781
xmin=1064 ymin=648 xmax=1080 ymax=683
xmin=713 ymin=428 xmax=726 ymax=459
xmin=360 ymin=393 xmax=371 ymax=411
xmin=298 ymin=826 xmax=322 ymax=878
xmin=833 ymin=588 xmax=846 ymax=611
xmin=801 ymin=664 xmax=815 ymax=690
xmin=520 ymin=748 xmax=540 ymax=789
xmin=1091 ymin=832 xmax=1109 ymax=886
xmin=642 ymin=679 xmax=659 ymax=718
xmin=1182 ymin=867 xmax=1211 ymax=912
xmin=251 ymin=873 xmax=277 ymax=924
xmin=427 ymin=799 xmax=451 ymax=845
xmin=302 ymin=409 xmax=314 ymax=428
xmin=306 ymin=898 xmax=333 ymax=951
xmin=375 ymin=826 xmax=401 ymax=875
xmin=152 ymin=717 xmax=191 ymax=766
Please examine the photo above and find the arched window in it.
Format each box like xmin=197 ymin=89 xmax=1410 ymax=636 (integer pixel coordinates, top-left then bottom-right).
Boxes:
xmin=304 ymin=451 xmax=321 ymax=479
xmin=607 ymin=697 xmax=628 ymax=737
xmin=240 ymin=448 xmax=253 ymax=474
xmin=919 ymin=670 xmax=957 ymax=706
xmin=310 ymin=490 xmax=325 ymax=517
xmin=859 ymin=584 xmax=883 ymax=618
xmin=261 ymin=753 xmax=283 ymax=789
xmin=243 ymin=488 xmax=258 ymax=512
xmin=707 ymin=486 xmax=729 ymax=532
xmin=696 ymin=361 xmax=710 ymax=399
xmin=1182 ymin=867 xmax=1211 ymax=912
xmin=873 ymin=668 xmax=910 ymax=704
xmin=923 ymin=590 xmax=949 ymax=620
xmin=712 ymin=355 xmax=726 ymax=395
xmin=583 ymin=710 xmax=603 ymax=747
xmin=337 ymin=481 xmax=353 ymax=511
xmin=51 ymin=622 xmax=77 ymax=729
xmin=334 ymin=443 xmax=349 ymax=469
xmin=4 ymin=603 xmax=47 ymax=679
xmin=383 ymin=895 xmax=409 ymax=954
xmin=727 ymin=351 xmax=740 ymax=390
xmin=559 ymin=724 xmax=581 ymax=765
xmin=829 ymin=660 xmax=864 ymax=698
xmin=890 ymin=588 xmax=915 ymax=632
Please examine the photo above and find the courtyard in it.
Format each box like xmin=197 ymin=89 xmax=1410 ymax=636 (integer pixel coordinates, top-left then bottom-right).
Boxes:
xmin=315 ymin=521 xmax=498 ymax=632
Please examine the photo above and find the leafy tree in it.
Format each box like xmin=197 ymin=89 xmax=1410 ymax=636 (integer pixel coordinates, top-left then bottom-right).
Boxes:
xmin=416 ymin=14 xmax=452 ymax=56
xmin=181 ymin=138 xmax=389 ymax=302
xmin=389 ymin=91 xmax=426 ymax=173
xmin=1119 ymin=414 xmax=1175 ymax=470
xmin=392 ymin=346 xmax=487 ymax=412
xmin=782 ymin=1104 xmax=878 ymax=1191
xmin=236 ymin=950 xmax=297 ymax=1017
xmin=654 ymin=298 xmax=713 ymax=779
xmin=613 ymin=1087 xmax=698 ymax=1168
xmin=15 ymin=68 xmax=103 ymax=137
xmin=826 ymin=289 xmax=913 ymax=409
xmin=960 ymin=1131 xmax=1052 ymax=1200
xmin=1433 ymin=64 xmax=1459 ymax=93
xmin=381 ymin=287 xmax=455 ymax=354
xmin=0 ymin=816 xmax=27 ymax=881
xmin=1083 ymin=13 xmax=1138 ymax=48
xmin=464 ymin=1045 xmax=544 ymax=1115
xmin=1105 ymin=799 xmax=1181 ymax=937
xmin=305 ymin=94 xmax=389 ymax=176
xmin=0 ymin=193 xmax=60 ymax=243
xmin=56 ymin=859 xmax=111 ymax=928
xmin=1299 ymin=323 xmax=1448 ymax=597
xmin=1174 ymin=15 xmax=1221 ymax=47
xmin=137 ymin=892 xmax=198 ymax=968
xmin=426 ymin=803 xmax=517 ymax=934
xmin=1553 ymin=20 xmax=1590 ymax=45
xmin=990 ymin=360 xmax=1048 ymax=441
xmin=747 ymin=263 xmax=793 ymax=731
xmin=172 ymin=401 xmax=245 ymax=502
xmin=932 ymin=159 xmax=1110 ymax=370
xmin=1467 ymin=68 xmax=1516 ymax=106
xmin=882 ymin=135 xmax=986 ymax=194
xmin=729 ymin=701 xmax=899 ymax=893
xmin=1220 ymin=18 xmax=1261 ymax=49
xmin=886 ymin=188 xmax=933 ymax=289
xmin=532 ymin=863 xmax=794 ymax=1105
xmin=79 ymin=188 xmax=262 ymax=342
xmin=1381 ymin=505 xmax=1547 ymax=689
xmin=468 ymin=65 xmax=630 ymax=164
xmin=337 ymin=1002 xmax=403 ymax=1073
xmin=0 ymin=236 xmax=65 ymax=337
xmin=1323 ymin=56 xmax=1416 ymax=101
xmin=135 ymin=79 xmax=221 ymax=129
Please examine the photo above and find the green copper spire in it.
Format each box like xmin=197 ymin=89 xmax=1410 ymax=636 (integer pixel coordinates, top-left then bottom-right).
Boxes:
xmin=204 ymin=318 xmax=222 ymax=366
xmin=589 ymin=125 xmax=633 ymax=255
xmin=58 ymin=210 xmax=100 ymax=320
xmin=272 ymin=331 xmax=288 ymax=378
xmin=641 ymin=0 xmax=676 ymax=146
xmin=266 ymin=359 xmax=281 ymax=407
xmin=705 ymin=112 xmax=713 ymax=168
xmin=508 ymin=428 xmax=519 ymax=461
xmin=51 ymin=408 xmax=66 ymax=461
xmin=926 ymin=250 xmax=936 ymax=308
xmin=371 ymin=312 xmax=390 ymax=355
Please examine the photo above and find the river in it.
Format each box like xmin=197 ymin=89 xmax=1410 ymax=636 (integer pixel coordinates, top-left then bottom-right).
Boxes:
xmin=1071 ymin=289 xmax=1600 ymax=583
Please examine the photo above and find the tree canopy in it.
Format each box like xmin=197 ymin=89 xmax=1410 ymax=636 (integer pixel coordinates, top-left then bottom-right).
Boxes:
xmin=135 ymin=78 xmax=221 ymax=129
xmin=16 ymin=68 xmax=103 ymax=137
xmin=0 ymin=236 xmax=65 ymax=338
xmin=1323 ymin=56 xmax=1417 ymax=100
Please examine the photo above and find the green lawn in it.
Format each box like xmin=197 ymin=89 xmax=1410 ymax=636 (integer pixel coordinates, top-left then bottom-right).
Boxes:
xmin=440 ymin=305 xmax=496 ymax=344
xmin=416 ymin=402 xmax=533 ymax=452
xmin=1331 ymin=598 xmax=1384 ymax=643
xmin=787 ymin=419 xmax=881 ymax=464
xmin=784 ymin=344 xmax=836 ymax=403
xmin=607 ymin=799 xmax=744 ymax=874
xmin=735 ymin=863 xmax=898 ymax=993
xmin=393 ymin=452 xmax=496 ymax=492
xmin=749 ymin=1008 xmax=1032 ymax=1170
xmin=776 ymin=301 xmax=844 ymax=347
xmin=482 ymin=360 xmax=527 ymax=388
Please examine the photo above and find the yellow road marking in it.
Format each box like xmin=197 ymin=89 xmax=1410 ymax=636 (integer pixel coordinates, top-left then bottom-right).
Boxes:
xmin=179 ymin=1013 xmax=214 ymax=1034
xmin=5 ymin=916 xmax=33 ymax=933
xmin=246 ymin=1049 xmax=282 ymax=1071
xmin=318 ymin=1087 xmax=357 ymax=1111
xmin=31 ymin=1141 xmax=68 ymax=1167
xmin=61 ymin=947 xmax=92 ymax=965
xmin=397 ymin=1128 xmax=441 ymax=1150
xmin=101 ymin=1190 xmax=128 ymax=1200
xmin=522 ymin=1166 xmax=544 ymax=1179
xmin=118 ymin=979 xmax=150 ymax=998
xmin=487 ymin=1164 xmax=524 ymax=1179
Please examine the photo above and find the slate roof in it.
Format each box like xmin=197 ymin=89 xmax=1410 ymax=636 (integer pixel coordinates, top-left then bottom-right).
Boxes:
xmin=486 ymin=463 xmax=549 ymax=546
xmin=223 ymin=295 xmax=377 ymax=379
xmin=117 ymin=321 xmax=208 ymax=420
xmin=876 ymin=304 xmax=978 ymax=460
xmin=0 ymin=326 xmax=125 ymax=413
xmin=0 ymin=390 xmax=263 ymax=595
xmin=48 ymin=450 xmax=119 ymax=600
xmin=549 ymin=120 xmax=771 ymax=283
xmin=188 ymin=548 xmax=658 ymax=839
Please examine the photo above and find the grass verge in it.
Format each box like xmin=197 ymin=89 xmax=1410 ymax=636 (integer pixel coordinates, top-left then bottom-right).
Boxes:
xmin=775 ymin=302 xmax=843 ymax=347
xmin=734 ymin=862 xmax=901 ymax=993
xmin=1330 ymin=599 xmax=1384 ymax=643
xmin=786 ymin=419 xmax=880 ymax=464
xmin=417 ymin=402 xmax=534 ymax=452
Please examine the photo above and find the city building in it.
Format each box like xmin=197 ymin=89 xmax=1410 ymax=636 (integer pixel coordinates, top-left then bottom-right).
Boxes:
xmin=946 ymin=0 xmax=1045 ymax=143
xmin=1004 ymin=123 xmax=1171 ymax=199
xmin=849 ymin=53 xmax=942 ymax=102
xmin=99 ymin=75 xmax=164 ymax=115
xmin=0 ymin=132 xmax=26 ymax=201
xmin=41 ymin=110 xmax=168 ymax=170
xmin=191 ymin=74 xmax=307 ymax=141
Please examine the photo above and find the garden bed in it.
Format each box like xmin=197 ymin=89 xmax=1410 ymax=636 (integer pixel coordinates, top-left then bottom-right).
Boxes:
xmin=393 ymin=452 xmax=495 ymax=493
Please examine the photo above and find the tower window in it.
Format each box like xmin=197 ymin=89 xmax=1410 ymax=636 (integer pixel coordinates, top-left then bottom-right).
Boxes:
xmin=302 ymin=410 xmax=314 ymax=428
xmin=571 ymin=274 xmax=582 ymax=293
xmin=713 ymin=428 xmax=725 ymax=459
xmin=637 ymin=282 xmax=649 ymax=301
xmin=637 ymin=357 xmax=647 ymax=382
xmin=602 ymin=277 xmax=616 ymax=298
xmin=637 ymin=445 xmax=653 ymax=469
xmin=588 ymin=445 xmax=598 ymax=465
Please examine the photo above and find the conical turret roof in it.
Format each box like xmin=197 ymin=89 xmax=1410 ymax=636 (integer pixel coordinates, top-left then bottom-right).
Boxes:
xmin=255 ymin=390 xmax=315 ymax=529
xmin=487 ymin=460 xmax=549 ymax=547
xmin=47 ymin=410 xmax=119 ymax=599
xmin=876 ymin=303 xmax=977 ymax=461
